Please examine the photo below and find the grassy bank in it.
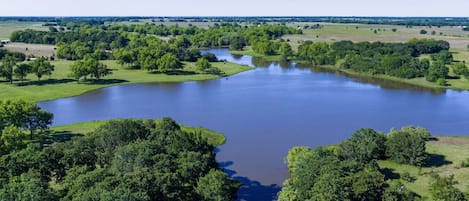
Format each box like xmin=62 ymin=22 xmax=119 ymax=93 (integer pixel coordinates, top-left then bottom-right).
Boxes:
xmin=0 ymin=60 xmax=252 ymax=102
xmin=378 ymin=136 xmax=469 ymax=199
xmin=52 ymin=119 xmax=226 ymax=146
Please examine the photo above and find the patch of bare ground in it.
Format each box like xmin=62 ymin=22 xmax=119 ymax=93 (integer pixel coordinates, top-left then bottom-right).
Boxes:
xmin=4 ymin=43 xmax=56 ymax=58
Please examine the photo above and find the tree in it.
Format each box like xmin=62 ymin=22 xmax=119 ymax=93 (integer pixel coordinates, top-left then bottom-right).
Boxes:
xmin=23 ymin=108 xmax=53 ymax=139
xmin=278 ymin=42 xmax=293 ymax=60
xmin=195 ymin=58 xmax=212 ymax=72
xmin=0 ymin=171 xmax=56 ymax=201
xmin=349 ymin=167 xmax=386 ymax=201
xmin=338 ymin=128 xmax=387 ymax=163
xmin=1 ymin=125 xmax=26 ymax=153
xmin=420 ymin=29 xmax=427 ymax=34
xmin=426 ymin=60 xmax=448 ymax=82
xmin=429 ymin=174 xmax=467 ymax=201
xmin=31 ymin=57 xmax=54 ymax=80
xmin=195 ymin=170 xmax=240 ymax=201
xmin=14 ymin=63 xmax=32 ymax=82
xmin=70 ymin=56 xmax=111 ymax=82
xmin=386 ymin=130 xmax=427 ymax=166
xmin=0 ymin=99 xmax=53 ymax=139
xmin=70 ymin=60 xmax=89 ymax=82
xmin=384 ymin=181 xmax=419 ymax=201
xmin=0 ymin=55 xmax=16 ymax=84
xmin=453 ymin=62 xmax=468 ymax=77
xmin=157 ymin=53 xmax=182 ymax=72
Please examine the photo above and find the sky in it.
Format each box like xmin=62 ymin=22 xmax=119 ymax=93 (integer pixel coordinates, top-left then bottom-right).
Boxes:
xmin=1 ymin=0 xmax=469 ymax=17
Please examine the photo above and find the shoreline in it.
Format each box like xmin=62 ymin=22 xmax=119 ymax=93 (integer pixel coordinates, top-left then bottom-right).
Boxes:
xmin=231 ymin=49 xmax=469 ymax=92
xmin=0 ymin=61 xmax=253 ymax=102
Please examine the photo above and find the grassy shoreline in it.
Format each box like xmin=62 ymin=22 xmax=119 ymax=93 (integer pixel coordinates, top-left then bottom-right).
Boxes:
xmin=379 ymin=135 xmax=469 ymax=199
xmin=0 ymin=60 xmax=252 ymax=102
xmin=231 ymin=48 xmax=469 ymax=91
xmin=52 ymin=119 xmax=226 ymax=146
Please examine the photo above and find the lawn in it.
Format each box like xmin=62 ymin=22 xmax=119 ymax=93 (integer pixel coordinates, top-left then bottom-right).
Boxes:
xmin=0 ymin=60 xmax=252 ymax=102
xmin=378 ymin=136 xmax=469 ymax=200
xmin=52 ymin=119 xmax=226 ymax=146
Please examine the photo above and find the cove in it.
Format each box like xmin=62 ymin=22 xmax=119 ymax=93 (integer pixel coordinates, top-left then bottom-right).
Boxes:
xmin=38 ymin=49 xmax=469 ymax=200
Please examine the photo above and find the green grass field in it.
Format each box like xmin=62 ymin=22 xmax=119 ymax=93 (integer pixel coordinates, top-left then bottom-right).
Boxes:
xmin=52 ymin=119 xmax=226 ymax=146
xmin=0 ymin=21 xmax=47 ymax=39
xmin=378 ymin=136 xmax=469 ymax=200
xmin=0 ymin=60 xmax=252 ymax=102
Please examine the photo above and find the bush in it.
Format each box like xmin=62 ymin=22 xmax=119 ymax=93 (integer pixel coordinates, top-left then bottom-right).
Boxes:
xmin=420 ymin=29 xmax=428 ymax=34
xmin=460 ymin=158 xmax=469 ymax=168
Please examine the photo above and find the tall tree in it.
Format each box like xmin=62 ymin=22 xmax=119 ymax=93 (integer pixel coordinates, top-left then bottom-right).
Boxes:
xmin=31 ymin=57 xmax=54 ymax=80
xmin=0 ymin=55 xmax=16 ymax=84
xmin=14 ymin=63 xmax=32 ymax=82
xmin=157 ymin=53 xmax=182 ymax=72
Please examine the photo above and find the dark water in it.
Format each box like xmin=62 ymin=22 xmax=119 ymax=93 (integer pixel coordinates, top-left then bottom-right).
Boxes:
xmin=39 ymin=49 xmax=469 ymax=200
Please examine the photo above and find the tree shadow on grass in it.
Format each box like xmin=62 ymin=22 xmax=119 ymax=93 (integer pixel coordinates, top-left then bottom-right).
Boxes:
xmin=15 ymin=79 xmax=75 ymax=86
xmin=380 ymin=167 xmax=401 ymax=180
xmin=219 ymin=161 xmax=281 ymax=201
xmin=84 ymin=79 xmax=128 ymax=85
xmin=42 ymin=130 xmax=84 ymax=146
xmin=160 ymin=70 xmax=197 ymax=75
xmin=424 ymin=153 xmax=452 ymax=167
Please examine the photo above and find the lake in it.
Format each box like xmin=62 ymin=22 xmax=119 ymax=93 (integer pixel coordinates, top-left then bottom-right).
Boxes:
xmin=38 ymin=49 xmax=469 ymax=200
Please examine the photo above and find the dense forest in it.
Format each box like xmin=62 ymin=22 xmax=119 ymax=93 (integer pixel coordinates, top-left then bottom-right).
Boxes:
xmin=0 ymin=99 xmax=239 ymax=200
xmin=278 ymin=127 xmax=468 ymax=201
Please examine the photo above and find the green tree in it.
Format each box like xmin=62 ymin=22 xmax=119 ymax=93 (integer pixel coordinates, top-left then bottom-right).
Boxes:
xmin=386 ymin=130 xmax=427 ymax=166
xmin=0 ymin=55 xmax=16 ymax=84
xmin=157 ymin=53 xmax=182 ymax=72
xmin=195 ymin=58 xmax=212 ymax=72
xmin=195 ymin=170 xmax=240 ymax=201
xmin=0 ymin=171 xmax=56 ymax=201
xmin=384 ymin=181 xmax=419 ymax=201
xmin=14 ymin=63 xmax=32 ymax=82
xmin=453 ymin=62 xmax=468 ymax=77
xmin=349 ymin=167 xmax=386 ymax=201
xmin=426 ymin=60 xmax=448 ymax=82
xmin=338 ymin=128 xmax=387 ymax=163
xmin=1 ymin=125 xmax=26 ymax=153
xmin=31 ymin=57 xmax=54 ymax=80
xmin=429 ymin=174 xmax=467 ymax=201
xmin=278 ymin=42 xmax=293 ymax=60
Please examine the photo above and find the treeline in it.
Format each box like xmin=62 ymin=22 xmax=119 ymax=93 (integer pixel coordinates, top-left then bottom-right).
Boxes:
xmin=0 ymin=99 xmax=239 ymax=200
xmin=290 ymin=39 xmax=456 ymax=85
xmin=10 ymin=22 xmax=299 ymax=74
xmin=0 ymin=53 xmax=54 ymax=83
xmin=4 ymin=16 xmax=469 ymax=27
xmin=278 ymin=126 xmax=467 ymax=201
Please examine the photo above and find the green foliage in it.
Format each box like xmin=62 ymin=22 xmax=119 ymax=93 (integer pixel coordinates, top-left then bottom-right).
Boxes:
xmin=426 ymin=60 xmax=448 ymax=82
xmin=384 ymin=181 xmax=419 ymax=201
xmin=429 ymin=174 xmax=467 ymax=201
xmin=0 ymin=170 xmax=57 ymax=201
xmin=157 ymin=53 xmax=182 ymax=72
xmin=431 ymin=50 xmax=453 ymax=64
xmin=70 ymin=55 xmax=111 ymax=82
xmin=14 ymin=63 xmax=31 ymax=82
xmin=0 ymin=55 xmax=16 ymax=84
xmin=453 ymin=62 xmax=469 ymax=77
xmin=1 ymin=125 xmax=26 ymax=152
xmin=0 ymin=99 xmax=53 ymax=140
xmin=460 ymin=158 xmax=469 ymax=168
xmin=195 ymin=170 xmax=240 ymax=201
xmin=31 ymin=57 xmax=54 ymax=80
xmin=386 ymin=129 xmax=427 ymax=166
xmin=195 ymin=58 xmax=212 ymax=72
xmin=338 ymin=128 xmax=387 ymax=163
xmin=420 ymin=29 xmax=427 ymax=34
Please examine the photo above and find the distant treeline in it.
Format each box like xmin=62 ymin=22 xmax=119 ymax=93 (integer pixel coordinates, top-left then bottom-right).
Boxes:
xmin=2 ymin=16 xmax=469 ymax=27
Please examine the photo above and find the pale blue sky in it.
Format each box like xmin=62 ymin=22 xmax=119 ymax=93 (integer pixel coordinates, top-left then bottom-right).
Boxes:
xmin=1 ymin=0 xmax=469 ymax=17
